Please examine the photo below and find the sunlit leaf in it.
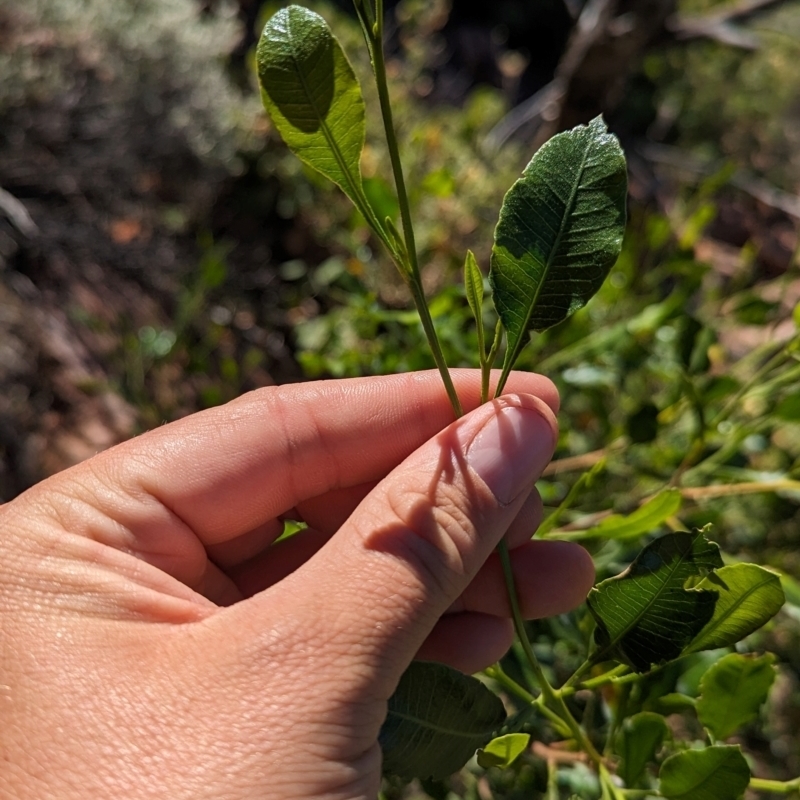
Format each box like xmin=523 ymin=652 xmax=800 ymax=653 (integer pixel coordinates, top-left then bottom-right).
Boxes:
xmin=616 ymin=712 xmax=669 ymax=787
xmin=380 ymin=661 xmax=506 ymax=780
xmin=659 ymin=745 xmax=750 ymax=800
xmin=684 ymin=564 xmax=785 ymax=654
xmin=696 ymin=653 xmax=776 ymax=740
xmin=564 ymin=489 xmax=681 ymax=541
xmin=490 ymin=116 xmax=627 ymax=389
xmin=587 ymin=530 xmax=723 ymax=671
xmin=257 ymin=6 xmax=366 ymax=210
xmin=476 ymin=732 xmax=531 ymax=769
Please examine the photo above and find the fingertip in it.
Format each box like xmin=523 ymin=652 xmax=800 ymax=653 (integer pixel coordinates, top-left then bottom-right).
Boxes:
xmin=536 ymin=540 xmax=596 ymax=614
xmin=416 ymin=614 xmax=514 ymax=674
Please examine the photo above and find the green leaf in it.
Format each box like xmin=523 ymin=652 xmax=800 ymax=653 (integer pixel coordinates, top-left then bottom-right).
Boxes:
xmin=490 ymin=116 xmax=627 ymax=388
xmin=587 ymin=530 xmax=723 ymax=671
xmin=564 ymin=489 xmax=682 ymax=541
xmin=616 ymin=712 xmax=669 ymax=787
xmin=476 ymin=733 xmax=531 ymax=769
xmin=684 ymin=564 xmax=785 ymax=654
xmin=257 ymin=6 xmax=367 ymax=212
xmin=696 ymin=653 xmax=776 ymax=740
xmin=659 ymin=745 xmax=750 ymax=800
xmin=464 ymin=250 xmax=486 ymax=355
xmin=379 ymin=661 xmax=507 ymax=780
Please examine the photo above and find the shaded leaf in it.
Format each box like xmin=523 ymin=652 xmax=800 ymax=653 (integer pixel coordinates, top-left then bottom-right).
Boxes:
xmin=380 ymin=661 xmax=506 ymax=780
xmin=616 ymin=712 xmax=669 ymax=787
xmin=490 ymin=116 xmax=627 ymax=387
xmin=685 ymin=563 xmax=785 ymax=654
xmin=696 ymin=653 xmax=776 ymax=740
xmin=257 ymin=6 xmax=366 ymax=209
xmin=587 ymin=530 xmax=723 ymax=671
xmin=477 ymin=733 xmax=530 ymax=769
xmin=659 ymin=745 xmax=750 ymax=800
xmin=617 ymin=711 xmax=669 ymax=787
xmin=565 ymin=489 xmax=681 ymax=542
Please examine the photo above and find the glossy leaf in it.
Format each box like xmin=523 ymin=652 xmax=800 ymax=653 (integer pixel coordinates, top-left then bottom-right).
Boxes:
xmin=696 ymin=653 xmax=776 ymax=740
xmin=464 ymin=250 xmax=486 ymax=354
xmin=684 ymin=563 xmax=785 ymax=654
xmin=476 ymin=732 xmax=531 ymax=769
xmin=616 ymin=712 xmax=669 ymax=787
xmin=566 ymin=489 xmax=681 ymax=541
xmin=587 ymin=530 xmax=723 ymax=671
xmin=660 ymin=745 xmax=750 ymax=800
xmin=379 ymin=661 xmax=506 ymax=780
xmin=490 ymin=116 xmax=627 ymax=387
xmin=257 ymin=6 xmax=366 ymax=209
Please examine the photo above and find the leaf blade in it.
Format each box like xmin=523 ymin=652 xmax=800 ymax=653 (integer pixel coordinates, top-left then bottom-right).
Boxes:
xmin=684 ymin=563 xmax=785 ymax=654
xmin=616 ymin=712 xmax=670 ymax=787
xmin=587 ymin=530 xmax=723 ymax=671
xmin=379 ymin=661 xmax=506 ymax=780
xmin=561 ymin=489 xmax=682 ymax=542
xmin=257 ymin=6 xmax=366 ymax=210
xmin=490 ymin=116 xmax=627 ymax=385
xmin=476 ymin=733 xmax=531 ymax=769
xmin=659 ymin=745 xmax=750 ymax=800
xmin=464 ymin=250 xmax=486 ymax=355
xmin=696 ymin=652 xmax=776 ymax=740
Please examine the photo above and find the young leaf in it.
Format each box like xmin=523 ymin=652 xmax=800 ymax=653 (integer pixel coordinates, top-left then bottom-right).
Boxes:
xmin=696 ymin=653 xmax=776 ymax=740
xmin=464 ymin=250 xmax=486 ymax=356
xmin=560 ymin=488 xmax=682 ymax=541
xmin=379 ymin=661 xmax=506 ymax=780
xmin=476 ymin=732 xmax=531 ymax=769
xmin=659 ymin=745 xmax=750 ymax=800
xmin=490 ymin=116 xmax=627 ymax=391
xmin=257 ymin=6 xmax=367 ymax=212
xmin=684 ymin=563 xmax=785 ymax=654
xmin=587 ymin=530 xmax=723 ymax=672
xmin=616 ymin=712 xmax=669 ymax=787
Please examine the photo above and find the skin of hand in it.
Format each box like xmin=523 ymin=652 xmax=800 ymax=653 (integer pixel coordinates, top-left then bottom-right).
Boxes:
xmin=0 ymin=369 xmax=594 ymax=800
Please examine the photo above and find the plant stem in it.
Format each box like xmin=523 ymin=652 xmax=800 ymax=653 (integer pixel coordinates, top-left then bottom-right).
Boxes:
xmin=498 ymin=541 xmax=604 ymax=766
xmin=481 ymin=319 xmax=504 ymax=404
xmin=365 ymin=0 xmax=462 ymax=417
xmin=484 ymin=664 xmax=536 ymax=704
xmin=750 ymin=777 xmax=800 ymax=795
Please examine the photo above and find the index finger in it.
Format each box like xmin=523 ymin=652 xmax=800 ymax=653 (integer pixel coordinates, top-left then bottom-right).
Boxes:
xmin=75 ymin=369 xmax=558 ymax=545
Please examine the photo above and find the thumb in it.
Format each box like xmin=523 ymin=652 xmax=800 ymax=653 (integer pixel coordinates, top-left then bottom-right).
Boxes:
xmin=244 ymin=393 xmax=557 ymax=697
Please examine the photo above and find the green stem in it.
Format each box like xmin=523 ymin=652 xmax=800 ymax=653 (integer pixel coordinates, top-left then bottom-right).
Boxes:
xmin=498 ymin=541 xmax=603 ymax=766
xmin=366 ymin=0 xmax=462 ymax=417
xmin=562 ymin=658 xmax=595 ymax=691
xmin=484 ymin=664 xmax=535 ymax=704
xmin=750 ymin=777 xmax=800 ymax=795
xmin=481 ymin=319 xmax=503 ymax=403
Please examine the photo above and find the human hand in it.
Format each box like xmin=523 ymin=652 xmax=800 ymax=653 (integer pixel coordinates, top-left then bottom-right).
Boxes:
xmin=0 ymin=370 xmax=593 ymax=799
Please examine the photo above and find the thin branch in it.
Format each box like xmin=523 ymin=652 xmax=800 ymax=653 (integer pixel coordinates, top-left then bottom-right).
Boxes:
xmin=669 ymin=0 xmax=792 ymax=48
xmin=641 ymin=142 xmax=800 ymax=220
xmin=0 ymin=187 xmax=38 ymax=237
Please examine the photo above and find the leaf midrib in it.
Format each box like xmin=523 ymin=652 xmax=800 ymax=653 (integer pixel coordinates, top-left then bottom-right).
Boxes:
xmin=503 ymin=132 xmax=592 ymax=373
xmin=387 ymin=709 xmax=497 ymax=740
xmin=284 ymin=11 xmax=367 ymax=218
xmin=689 ymin=571 xmax=779 ymax=651
xmin=595 ymin=538 xmax=700 ymax=662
